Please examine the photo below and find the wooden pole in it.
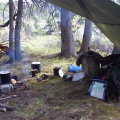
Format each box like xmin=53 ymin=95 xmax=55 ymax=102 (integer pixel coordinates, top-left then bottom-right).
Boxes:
xmin=0 ymin=103 xmax=15 ymax=111
xmin=0 ymin=95 xmax=17 ymax=101
xmin=0 ymin=108 xmax=6 ymax=112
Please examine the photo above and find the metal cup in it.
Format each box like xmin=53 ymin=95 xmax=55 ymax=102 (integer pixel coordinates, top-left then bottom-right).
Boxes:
xmin=31 ymin=69 xmax=37 ymax=77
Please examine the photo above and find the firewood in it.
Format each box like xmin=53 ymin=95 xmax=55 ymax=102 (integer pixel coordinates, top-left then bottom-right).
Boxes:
xmin=0 ymin=95 xmax=17 ymax=101
xmin=11 ymin=79 xmax=17 ymax=85
xmin=0 ymin=103 xmax=15 ymax=111
xmin=0 ymin=108 xmax=6 ymax=112
xmin=13 ymin=83 xmax=24 ymax=89
xmin=13 ymin=85 xmax=21 ymax=89
xmin=13 ymin=84 xmax=29 ymax=90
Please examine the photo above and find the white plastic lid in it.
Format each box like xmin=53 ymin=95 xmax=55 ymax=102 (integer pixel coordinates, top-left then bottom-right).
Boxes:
xmin=59 ymin=69 xmax=65 ymax=77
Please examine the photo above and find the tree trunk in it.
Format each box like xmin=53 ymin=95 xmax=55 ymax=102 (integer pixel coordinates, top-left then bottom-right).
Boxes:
xmin=61 ymin=8 xmax=75 ymax=57
xmin=9 ymin=0 xmax=15 ymax=63
xmin=80 ymin=19 xmax=92 ymax=52
xmin=15 ymin=0 xmax=23 ymax=61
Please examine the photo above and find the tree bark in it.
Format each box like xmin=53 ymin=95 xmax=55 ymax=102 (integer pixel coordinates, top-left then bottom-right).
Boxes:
xmin=61 ymin=8 xmax=75 ymax=57
xmin=15 ymin=0 xmax=23 ymax=61
xmin=80 ymin=19 xmax=92 ymax=52
xmin=9 ymin=0 xmax=15 ymax=63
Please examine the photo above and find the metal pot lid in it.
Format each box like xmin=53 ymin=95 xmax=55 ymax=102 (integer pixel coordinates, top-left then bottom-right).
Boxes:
xmin=0 ymin=71 xmax=10 ymax=74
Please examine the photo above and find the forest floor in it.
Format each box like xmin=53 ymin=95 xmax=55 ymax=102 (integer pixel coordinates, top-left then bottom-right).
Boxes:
xmin=0 ymin=35 xmax=119 ymax=120
xmin=0 ymin=53 xmax=120 ymax=120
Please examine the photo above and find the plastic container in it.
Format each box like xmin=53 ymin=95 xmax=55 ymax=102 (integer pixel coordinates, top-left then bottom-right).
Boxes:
xmin=68 ymin=64 xmax=82 ymax=73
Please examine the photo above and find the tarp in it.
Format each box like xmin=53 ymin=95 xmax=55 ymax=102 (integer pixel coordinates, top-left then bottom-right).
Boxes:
xmin=45 ymin=0 xmax=120 ymax=49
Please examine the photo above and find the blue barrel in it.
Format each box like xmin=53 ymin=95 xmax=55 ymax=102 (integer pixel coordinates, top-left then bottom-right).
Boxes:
xmin=68 ymin=64 xmax=82 ymax=73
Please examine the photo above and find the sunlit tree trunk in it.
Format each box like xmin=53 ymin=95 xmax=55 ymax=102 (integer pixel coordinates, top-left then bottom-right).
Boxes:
xmin=61 ymin=8 xmax=75 ymax=57
xmin=9 ymin=0 xmax=15 ymax=63
xmin=80 ymin=18 xmax=92 ymax=52
xmin=15 ymin=0 xmax=23 ymax=61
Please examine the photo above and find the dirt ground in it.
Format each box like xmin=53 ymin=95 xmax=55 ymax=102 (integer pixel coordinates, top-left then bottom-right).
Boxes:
xmin=0 ymin=74 xmax=120 ymax=120
xmin=0 ymin=54 xmax=120 ymax=120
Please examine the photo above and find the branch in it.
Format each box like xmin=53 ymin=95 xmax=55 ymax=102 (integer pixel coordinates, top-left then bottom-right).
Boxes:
xmin=3 ymin=2 xmax=9 ymax=24
xmin=48 ymin=5 xmax=56 ymax=22
xmin=0 ymin=108 xmax=6 ymax=112
xmin=0 ymin=103 xmax=15 ymax=111
xmin=0 ymin=95 xmax=17 ymax=101
xmin=0 ymin=14 xmax=17 ymax=28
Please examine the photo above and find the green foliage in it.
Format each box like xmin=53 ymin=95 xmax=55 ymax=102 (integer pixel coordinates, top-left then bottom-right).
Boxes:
xmin=0 ymin=3 xmax=9 ymax=45
xmin=22 ymin=35 xmax=61 ymax=56
xmin=0 ymin=1 xmax=113 ymax=57
xmin=72 ymin=15 xmax=85 ymax=33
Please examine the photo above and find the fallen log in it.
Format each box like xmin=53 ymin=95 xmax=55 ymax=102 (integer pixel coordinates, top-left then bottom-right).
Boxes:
xmin=0 ymin=103 xmax=15 ymax=111
xmin=13 ymin=85 xmax=20 ymax=89
xmin=0 ymin=95 xmax=17 ymax=101
xmin=0 ymin=108 xmax=6 ymax=112
xmin=13 ymin=82 xmax=24 ymax=88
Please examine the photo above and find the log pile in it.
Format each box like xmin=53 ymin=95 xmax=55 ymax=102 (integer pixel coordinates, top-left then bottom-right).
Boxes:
xmin=0 ymin=79 xmax=29 ymax=112
xmin=13 ymin=82 xmax=29 ymax=90
xmin=0 ymin=95 xmax=17 ymax=112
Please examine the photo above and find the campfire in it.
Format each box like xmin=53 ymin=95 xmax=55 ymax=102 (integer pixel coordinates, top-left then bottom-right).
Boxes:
xmin=0 ymin=70 xmax=29 ymax=112
xmin=0 ymin=61 xmax=42 ymax=112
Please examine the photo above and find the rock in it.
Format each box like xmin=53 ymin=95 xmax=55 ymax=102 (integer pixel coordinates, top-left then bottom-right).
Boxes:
xmin=1 ymin=84 xmax=13 ymax=94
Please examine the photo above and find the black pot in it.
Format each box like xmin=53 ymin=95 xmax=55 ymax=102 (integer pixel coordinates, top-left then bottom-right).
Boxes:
xmin=31 ymin=62 xmax=41 ymax=73
xmin=0 ymin=71 xmax=11 ymax=84
xmin=53 ymin=67 xmax=61 ymax=76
